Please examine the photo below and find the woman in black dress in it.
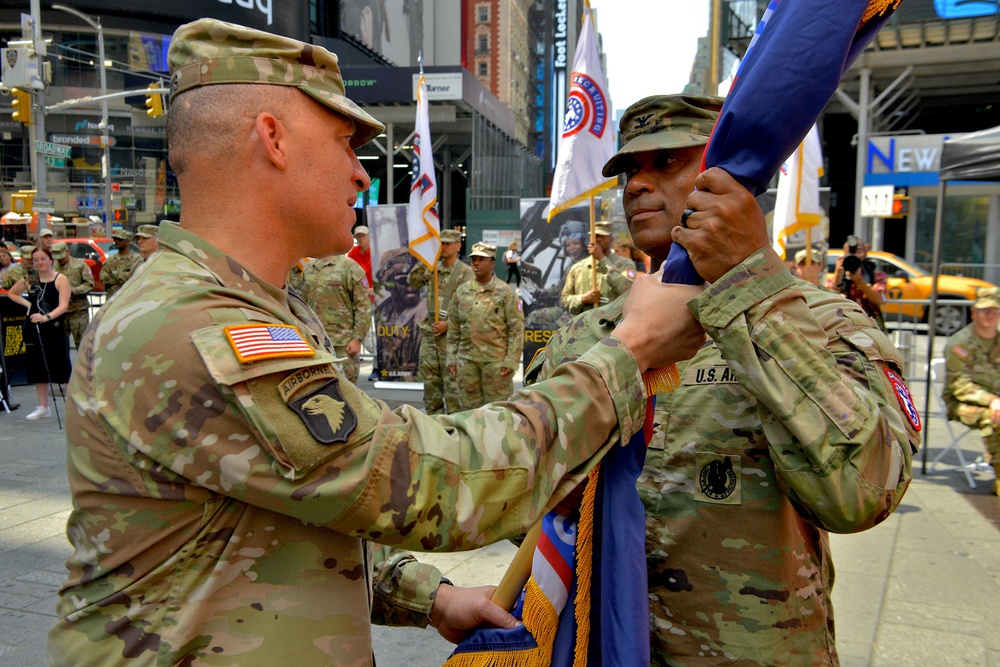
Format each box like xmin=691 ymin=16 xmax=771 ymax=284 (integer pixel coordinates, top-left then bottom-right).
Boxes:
xmin=7 ymin=246 xmax=72 ymax=420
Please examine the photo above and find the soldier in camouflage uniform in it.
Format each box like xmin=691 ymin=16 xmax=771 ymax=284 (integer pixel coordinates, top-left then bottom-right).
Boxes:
xmin=297 ymin=253 xmax=372 ymax=383
xmin=99 ymin=229 xmax=142 ymax=298
xmin=561 ymin=220 xmax=636 ymax=315
xmin=46 ymin=21 xmax=706 ymax=667
xmin=134 ymin=224 xmax=160 ymax=260
xmin=527 ymin=95 xmax=920 ymax=666
xmin=408 ymin=229 xmax=473 ymax=413
xmin=447 ymin=242 xmax=524 ymax=409
xmin=944 ymin=286 xmax=1000 ymax=495
xmin=0 ymin=244 xmax=32 ymax=290
xmin=52 ymin=242 xmax=94 ymax=348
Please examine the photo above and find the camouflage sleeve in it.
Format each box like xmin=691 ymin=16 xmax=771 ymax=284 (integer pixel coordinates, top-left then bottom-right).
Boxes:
xmin=74 ymin=263 xmax=95 ymax=295
xmin=690 ymin=247 xmax=917 ymax=534
xmin=98 ymin=260 xmax=112 ymax=286
xmin=408 ymin=262 xmax=430 ymax=289
xmin=945 ymin=338 xmax=998 ymax=407
xmin=351 ymin=263 xmax=372 ymax=341
xmin=369 ymin=544 xmax=443 ymax=627
xmin=503 ymin=289 xmax=525 ymax=372
xmin=561 ymin=265 xmax=584 ymax=315
xmin=602 ymin=258 xmax=635 ymax=300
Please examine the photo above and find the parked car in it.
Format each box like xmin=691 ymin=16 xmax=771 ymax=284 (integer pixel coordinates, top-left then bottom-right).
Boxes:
xmin=59 ymin=237 xmax=139 ymax=292
xmin=826 ymin=249 xmax=996 ymax=336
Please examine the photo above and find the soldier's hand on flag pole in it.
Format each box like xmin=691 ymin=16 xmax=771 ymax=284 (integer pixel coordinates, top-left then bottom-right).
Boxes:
xmin=670 ymin=167 xmax=770 ymax=284
xmin=430 ymin=583 xmax=521 ymax=644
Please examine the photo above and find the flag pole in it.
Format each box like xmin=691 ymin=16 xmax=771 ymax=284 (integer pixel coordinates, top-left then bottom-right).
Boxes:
xmin=489 ymin=520 xmax=543 ymax=610
xmin=589 ymin=194 xmax=597 ymax=296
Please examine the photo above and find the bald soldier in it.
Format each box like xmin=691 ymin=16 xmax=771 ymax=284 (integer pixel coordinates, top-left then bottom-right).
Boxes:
xmin=408 ymin=228 xmax=473 ymax=413
xmin=561 ymin=220 xmax=637 ymax=315
xmin=46 ymin=20 xmax=706 ymax=667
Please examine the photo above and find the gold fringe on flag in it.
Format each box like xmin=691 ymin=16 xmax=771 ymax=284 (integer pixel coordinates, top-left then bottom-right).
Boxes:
xmin=571 ymin=465 xmax=601 ymax=667
xmin=860 ymin=0 xmax=902 ymax=27
xmin=642 ymin=363 xmax=682 ymax=397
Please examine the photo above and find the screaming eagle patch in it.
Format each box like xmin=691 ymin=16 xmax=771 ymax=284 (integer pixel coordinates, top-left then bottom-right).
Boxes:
xmin=288 ymin=378 xmax=358 ymax=445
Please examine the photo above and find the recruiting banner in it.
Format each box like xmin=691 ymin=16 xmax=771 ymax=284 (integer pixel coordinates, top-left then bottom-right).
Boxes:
xmin=367 ymin=204 xmax=426 ymax=382
xmin=0 ymin=294 xmax=28 ymax=388
xmin=518 ymin=198 xmax=590 ymax=369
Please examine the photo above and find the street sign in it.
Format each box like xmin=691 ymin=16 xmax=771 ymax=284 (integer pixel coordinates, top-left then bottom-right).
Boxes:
xmin=33 ymin=196 xmax=54 ymax=213
xmin=860 ymin=185 xmax=894 ymax=218
xmin=35 ymin=141 xmax=72 ymax=157
xmin=43 ymin=155 xmax=67 ymax=169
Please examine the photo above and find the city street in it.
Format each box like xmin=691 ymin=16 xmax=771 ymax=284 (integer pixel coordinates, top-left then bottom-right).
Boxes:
xmin=1 ymin=355 xmax=999 ymax=666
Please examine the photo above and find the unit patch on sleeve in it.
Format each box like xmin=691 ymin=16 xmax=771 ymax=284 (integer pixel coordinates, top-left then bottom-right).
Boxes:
xmin=225 ymin=324 xmax=315 ymax=363
xmin=884 ymin=367 xmax=922 ymax=432
xmin=287 ymin=378 xmax=358 ymax=445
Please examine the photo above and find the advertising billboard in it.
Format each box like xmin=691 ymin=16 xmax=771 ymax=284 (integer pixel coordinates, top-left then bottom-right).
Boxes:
xmin=339 ymin=0 xmax=436 ymax=67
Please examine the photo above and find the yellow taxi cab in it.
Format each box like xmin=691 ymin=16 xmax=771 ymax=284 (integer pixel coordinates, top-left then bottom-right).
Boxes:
xmin=826 ymin=249 xmax=996 ymax=336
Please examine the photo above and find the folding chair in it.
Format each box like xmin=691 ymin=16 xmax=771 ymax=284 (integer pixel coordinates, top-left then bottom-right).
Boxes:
xmin=928 ymin=358 xmax=982 ymax=488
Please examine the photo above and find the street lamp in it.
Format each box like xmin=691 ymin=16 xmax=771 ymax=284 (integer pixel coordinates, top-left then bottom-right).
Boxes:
xmin=52 ymin=3 xmax=112 ymax=235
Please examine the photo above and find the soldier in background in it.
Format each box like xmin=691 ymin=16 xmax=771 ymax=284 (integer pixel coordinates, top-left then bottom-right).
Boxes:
xmin=944 ymin=286 xmax=1000 ymax=495
xmin=529 ymin=94 xmax=919 ymax=666
xmin=794 ymin=247 xmax=827 ymax=288
xmin=51 ymin=242 xmax=95 ymax=349
xmin=37 ymin=228 xmax=54 ymax=252
xmin=408 ymin=229 xmax=473 ymax=413
xmin=298 ymin=254 xmax=372 ymax=383
xmin=561 ymin=220 xmax=636 ymax=315
xmin=447 ymin=242 xmax=524 ymax=409
xmin=99 ymin=230 xmax=141 ymax=298
xmin=0 ymin=244 xmax=33 ymax=291
xmin=135 ymin=224 xmax=160 ymax=260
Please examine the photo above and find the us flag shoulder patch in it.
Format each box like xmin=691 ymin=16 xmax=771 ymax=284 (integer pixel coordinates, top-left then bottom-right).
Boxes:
xmin=225 ymin=324 xmax=315 ymax=363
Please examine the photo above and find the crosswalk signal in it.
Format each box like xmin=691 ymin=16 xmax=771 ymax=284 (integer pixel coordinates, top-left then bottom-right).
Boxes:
xmin=889 ymin=195 xmax=911 ymax=218
xmin=112 ymin=207 xmax=128 ymax=223
xmin=11 ymin=88 xmax=32 ymax=125
xmin=145 ymin=85 xmax=164 ymax=118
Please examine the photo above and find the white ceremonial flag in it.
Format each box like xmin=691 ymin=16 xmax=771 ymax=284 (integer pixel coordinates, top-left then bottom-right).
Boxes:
xmin=408 ymin=73 xmax=441 ymax=269
xmin=772 ymin=124 xmax=824 ymax=258
xmin=547 ymin=8 xmax=616 ymax=221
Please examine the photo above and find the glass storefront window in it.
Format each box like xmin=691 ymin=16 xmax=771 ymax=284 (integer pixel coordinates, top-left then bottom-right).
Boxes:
xmin=914 ymin=194 xmax=990 ymax=267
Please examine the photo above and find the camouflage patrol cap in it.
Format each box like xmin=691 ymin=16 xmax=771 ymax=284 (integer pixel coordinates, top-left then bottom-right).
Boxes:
xmin=111 ymin=230 xmax=131 ymax=241
xmin=378 ymin=248 xmax=411 ymax=275
xmin=51 ymin=241 xmax=68 ymax=258
xmin=594 ymin=221 xmax=613 ymax=236
xmin=135 ymin=224 xmax=159 ymax=238
xmin=468 ymin=242 xmax=497 ymax=259
xmin=973 ymin=286 xmax=1000 ymax=310
xmin=794 ymin=248 xmax=823 ymax=265
xmin=602 ymin=94 xmax=723 ymax=177
xmin=168 ymin=19 xmax=385 ymax=148
xmin=440 ymin=229 xmax=461 ymax=242
xmin=20 ymin=244 xmax=35 ymax=255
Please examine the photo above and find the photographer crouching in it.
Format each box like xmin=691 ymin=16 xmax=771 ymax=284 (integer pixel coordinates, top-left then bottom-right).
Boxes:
xmin=832 ymin=235 xmax=887 ymax=332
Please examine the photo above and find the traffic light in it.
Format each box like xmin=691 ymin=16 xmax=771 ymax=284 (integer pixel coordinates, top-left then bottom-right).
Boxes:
xmin=11 ymin=88 xmax=32 ymax=125
xmin=889 ymin=195 xmax=911 ymax=218
xmin=145 ymin=84 xmax=164 ymax=118
xmin=112 ymin=207 xmax=129 ymax=223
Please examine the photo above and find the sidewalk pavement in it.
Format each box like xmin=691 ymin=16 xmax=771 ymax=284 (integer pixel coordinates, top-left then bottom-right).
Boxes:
xmin=1 ymin=362 xmax=998 ymax=666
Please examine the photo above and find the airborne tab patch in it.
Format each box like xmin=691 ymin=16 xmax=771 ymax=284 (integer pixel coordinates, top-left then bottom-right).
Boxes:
xmin=288 ymin=379 xmax=358 ymax=445
xmin=225 ymin=324 xmax=315 ymax=363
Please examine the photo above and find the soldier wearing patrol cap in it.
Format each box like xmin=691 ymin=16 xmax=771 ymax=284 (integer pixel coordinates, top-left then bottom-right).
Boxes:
xmin=99 ymin=229 xmax=141 ymax=297
xmin=794 ymin=246 xmax=827 ymax=288
xmin=51 ymin=241 xmax=94 ymax=348
xmin=408 ymin=228 xmax=473 ymax=413
xmin=47 ymin=20 xmax=706 ymax=667
xmin=944 ymin=286 xmax=1000 ymax=494
xmin=134 ymin=224 xmax=160 ymax=260
xmin=0 ymin=244 xmax=33 ymax=290
xmin=447 ymin=242 xmax=524 ymax=409
xmin=561 ymin=219 xmax=636 ymax=315
xmin=527 ymin=93 xmax=919 ymax=666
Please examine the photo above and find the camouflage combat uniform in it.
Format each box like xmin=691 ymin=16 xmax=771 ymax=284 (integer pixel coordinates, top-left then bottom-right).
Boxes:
xmin=560 ymin=253 xmax=636 ymax=315
xmin=944 ymin=322 xmax=1000 ymax=464
xmin=55 ymin=256 xmax=94 ymax=348
xmin=99 ymin=251 xmax=142 ymax=298
xmin=0 ymin=262 xmax=27 ymax=290
xmin=297 ymin=255 xmax=372 ymax=383
xmin=48 ymin=221 xmax=652 ymax=667
xmin=528 ymin=248 xmax=919 ymax=666
xmin=447 ymin=273 xmax=524 ymax=409
xmin=408 ymin=258 xmax=474 ymax=414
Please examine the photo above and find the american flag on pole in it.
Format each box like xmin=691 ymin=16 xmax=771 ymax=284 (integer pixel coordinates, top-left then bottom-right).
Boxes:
xmin=407 ymin=72 xmax=441 ymax=269
xmin=224 ymin=324 xmax=315 ymax=363
xmin=772 ymin=125 xmax=825 ymax=259
xmin=546 ymin=7 xmax=616 ymax=222
xmin=661 ymin=0 xmax=903 ymax=286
